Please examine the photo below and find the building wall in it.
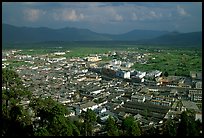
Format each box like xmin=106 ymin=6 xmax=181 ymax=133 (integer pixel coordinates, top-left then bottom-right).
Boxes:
xmin=116 ymin=71 xmax=130 ymax=79
xmin=196 ymin=81 xmax=202 ymax=89
xmin=195 ymin=113 xmax=202 ymax=122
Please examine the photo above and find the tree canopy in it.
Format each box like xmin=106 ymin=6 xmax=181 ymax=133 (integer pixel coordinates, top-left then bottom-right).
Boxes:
xmin=122 ymin=116 xmax=141 ymax=136
xmin=105 ymin=116 xmax=119 ymax=136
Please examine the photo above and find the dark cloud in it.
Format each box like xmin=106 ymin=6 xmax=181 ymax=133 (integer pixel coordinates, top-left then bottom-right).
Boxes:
xmin=2 ymin=2 xmax=202 ymax=34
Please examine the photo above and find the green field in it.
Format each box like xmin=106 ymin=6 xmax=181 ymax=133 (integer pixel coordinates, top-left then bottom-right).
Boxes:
xmin=2 ymin=42 xmax=202 ymax=77
xmin=131 ymin=48 xmax=202 ymax=76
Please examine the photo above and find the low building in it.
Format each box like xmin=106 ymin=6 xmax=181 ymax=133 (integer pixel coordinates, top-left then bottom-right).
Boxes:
xmin=146 ymin=70 xmax=162 ymax=78
xmin=121 ymin=62 xmax=134 ymax=68
xmin=131 ymin=94 xmax=145 ymax=102
xmin=54 ymin=52 xmax=66 ymax=55
xmin=86 ymin=56 xmax=102 ymax=62
xmin=195 ymin=112 xmax=202 ymax=122
xmin=188 ymin=89 xmax=202 ymax=102
xmin=135 ymin=71 xmax=146 ymax=79
xmin=116 ymin=70 xmax=130 ymax=79
xmin=195 ymin=81 xmax=202 ymax=89
xmin=181 ymin=100 xmax=200 ymax=112
xmin=131 ymin=76 xmax=144 ymax=83
xmin=110 ymin=59 xmax=122 ymax=66
xmin=80 ymin=101 xmax=98 ymax=113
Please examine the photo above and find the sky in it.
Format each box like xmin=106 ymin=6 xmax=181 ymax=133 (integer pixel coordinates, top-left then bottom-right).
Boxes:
xmin=2 ymin=2 xmax=202 ymax=34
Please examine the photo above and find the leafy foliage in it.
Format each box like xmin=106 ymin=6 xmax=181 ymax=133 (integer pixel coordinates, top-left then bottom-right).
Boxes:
xmin=122 ymin=116 xmax=141 ymax=136
xmin=2 ymin=68 xmax=33 ymax=136
xmin=105 ymin=116 xmax=119 ymax=136
xmin=30 ymin=97 xmax=77 ymax=136
xmin=177 ymin=111 xmax=200 ymax=136
xmin=80 ymin=109 xmax=97 ymax=136
xmin=162 ymin=119 xmax=177 ymax=136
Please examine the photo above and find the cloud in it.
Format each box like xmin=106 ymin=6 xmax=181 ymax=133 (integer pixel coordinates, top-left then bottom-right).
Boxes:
xmin=23 ymin=9 xmax=45 ymax=22
xmin=177 ymin=5 xmax=188 ymax=16
xmin=2 ymin=2 xmax=201 ymax=34
xmin=132 ymin=13 xmax=138 ymax=21
xmin=21 ymin=2 xmax=37 ymax=5
xmin=130 ymin=8 xmax=163 ymax=21
xmin=114 ymin=14 xmax=123 ymax=21
xmin=105 ymin=7 xmax=124 ymax=22
xmin=53 ymin=9 xmax=84 ymax=22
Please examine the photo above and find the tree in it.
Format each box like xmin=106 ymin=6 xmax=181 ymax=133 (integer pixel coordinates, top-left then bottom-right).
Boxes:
xmin=105 ymin=116 xmax=119 ymax=136
xmin=30 ymin=97 xmax=74 ymax=136
xmin=162 ymin=119 xmax=177 ymax=136
xmin=163 ymin=71 xmax=169 ymax=77
xmin=73 ymin=120 xmax=83 ymax=136
xmin=143 ymin=125 xmax=159 ymax=136
xmin=97 ymin=116 xmax=102 ymax=124
xmin=80 ymin=109 xmax=97 ymax=136
xmin=2 ymin=68 xmax=32 ymax=116
xmin=122 ymin=116 xmax=141 ymax=136
xmin=2 ymin=68 xmax=33 ymax=136
xmin=177 ymin=111 xmax=200 ymax=136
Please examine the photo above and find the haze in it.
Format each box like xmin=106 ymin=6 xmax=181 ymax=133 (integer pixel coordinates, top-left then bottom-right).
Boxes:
xmin=2 ymin=2 xmax=202 ymax=34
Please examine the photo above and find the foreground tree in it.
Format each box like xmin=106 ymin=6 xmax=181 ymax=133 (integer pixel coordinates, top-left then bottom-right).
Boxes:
xmin=162 ymin=119 xmax=177 ymax=136
xmin=80 ymin=109 xmax=97 ymax=136
xmin=177 ymin=111 xmax=200 ymax=136
xmin=2 ymin=68 xmax=33 ymax=136
xmin=105 ymin=116 xmax=119 ymax=136
xmin=122 ymin=116 xmax=141 ymax=136
xmin=2 ymin=68 xmax=81 ymax=136
xmin=2 ymin=68 xmax=31 ymax=116
xmin=30 ymin=97 xmax=79 ymax=136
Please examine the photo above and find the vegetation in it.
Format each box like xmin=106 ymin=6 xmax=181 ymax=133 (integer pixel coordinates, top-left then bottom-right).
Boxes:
xmin=4 ymin=45 xmax=201 ymax=76
xmin=132 ymin=48 xmax=202 ymax=76
xmin=177 ymin=111 xmax=201 ymax=136
xmin=162 ymin=119 xmax=177 ymax=136
xmin=80 ymin=109 xmax=97 ymax=136
xmin=105 ymin=116 xmax=119 ymax=136
xmin=2 ymin=68 xmax=32 ymax=136
xmin=122 ymin=116 xmax=141 ymax=136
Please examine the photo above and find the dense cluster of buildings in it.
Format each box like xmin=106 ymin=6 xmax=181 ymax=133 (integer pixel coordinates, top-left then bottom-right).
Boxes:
xmin=2 ymin=49 xmax=202 ymax=133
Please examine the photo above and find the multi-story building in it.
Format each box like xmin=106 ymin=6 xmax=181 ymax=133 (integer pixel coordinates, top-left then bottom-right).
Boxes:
xmin=188 ymin=89 xmax=202 ymax=101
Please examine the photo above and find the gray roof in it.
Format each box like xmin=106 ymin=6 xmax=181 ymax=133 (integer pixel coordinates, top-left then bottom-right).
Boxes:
xmin=182 ymin=100 xmax=199 ymax=111
xmin=80 ymin=101 xmax=97 ymax=109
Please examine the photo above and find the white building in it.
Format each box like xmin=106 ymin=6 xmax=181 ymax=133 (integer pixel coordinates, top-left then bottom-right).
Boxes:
xmin=116 ymin=70 xmax=130 ymax=79
xmin=54 ymin=52 xmax=66 ymax=55
xmin=90 ymin=89 xmax=105 ymax=95
xmin=136 ymin=71 xmax=146 ymax=79
xmin=146 ymin=70 xmax=162 ymax=78
xmin=188 ymin=89 xmax=202 ymax=102
xmin=121 ymin=62 xmax=134 ymax=68
xmin=86 ymin=56 xmax=101 ymax=62
xmin=80 ymin=101 xmax=98 ymax=113
xmin=196 ymin=81 xmax=202 ymax=89
xmin=195 ymin=112 xmax=202 ymax=122
xmin=110 ymin=59 xmax=122 ymax=66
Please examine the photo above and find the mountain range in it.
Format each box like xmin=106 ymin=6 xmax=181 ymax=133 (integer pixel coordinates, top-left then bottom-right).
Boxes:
xmin=2 ymin=24 xmax=202 ymax=46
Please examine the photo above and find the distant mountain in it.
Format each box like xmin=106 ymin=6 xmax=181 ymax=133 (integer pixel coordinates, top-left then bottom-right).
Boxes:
xmin=2 ymin=24 xmax=169 ymax=43
xmin=110 ymin=29 xmax=169 ymax=41
xmin=137 ymin=31 xmax=202 ymax=46
xmin=2 ymin=24 xmax=202 ymax=47
xmin=2 ymin=24 xmax=111 ymax=43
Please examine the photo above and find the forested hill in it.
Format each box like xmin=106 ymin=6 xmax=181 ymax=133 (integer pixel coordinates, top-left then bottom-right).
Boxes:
xmin=137 ymin=31 xmax=202 ymax=46
xmin=2 ymin=24 xmax=202 ymax=47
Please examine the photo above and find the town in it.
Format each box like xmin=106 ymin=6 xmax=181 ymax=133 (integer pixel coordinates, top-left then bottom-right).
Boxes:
xmin=2 ymin=47 xmax=202 ymax=135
